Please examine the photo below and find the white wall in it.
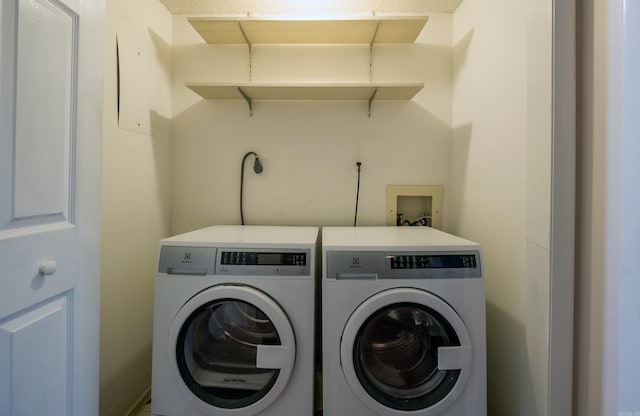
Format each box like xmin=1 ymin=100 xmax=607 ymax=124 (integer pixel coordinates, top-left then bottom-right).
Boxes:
xmin=452 ymin=1 xmax=552 ymax=415
xmin=99 ymin=0 xmax=173 ymax=415
xmin=576 ymin=0 xmax=640 ymax=414
xmin=170 ymin=13 xmax=454 ymax=233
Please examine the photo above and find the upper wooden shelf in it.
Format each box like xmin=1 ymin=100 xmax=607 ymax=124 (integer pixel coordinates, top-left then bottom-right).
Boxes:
xmin=188 ymin=16 xmax=429 ymax=45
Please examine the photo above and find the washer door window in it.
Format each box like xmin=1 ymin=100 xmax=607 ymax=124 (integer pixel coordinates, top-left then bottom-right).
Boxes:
xmin=169 ymin=286 xmax=295 ymax=416
xmin=341 ymin=288 xmax=472 ymax=416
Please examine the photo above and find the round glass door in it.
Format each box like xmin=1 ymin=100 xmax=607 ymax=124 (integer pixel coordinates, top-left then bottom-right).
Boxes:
xmin=353 ymin=303 xmax=460 ymax=410
xmin=341 ymin=288 xmax=472 ymax=415
xmin=177 ymin=299 xmax=280 ymax=408
xmin=169 ymin=285 xmax=295 ymax=415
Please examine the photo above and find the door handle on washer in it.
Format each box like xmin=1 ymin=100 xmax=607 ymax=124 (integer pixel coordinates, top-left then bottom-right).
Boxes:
xmin=256 ymin=344 xmax=294 ymax=369
xmin=437 ymin=346 xmax=471 ymax=370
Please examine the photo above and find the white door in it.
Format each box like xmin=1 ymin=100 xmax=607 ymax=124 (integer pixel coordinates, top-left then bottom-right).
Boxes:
xmin=0 ymin=0 xmax=104 ymax=415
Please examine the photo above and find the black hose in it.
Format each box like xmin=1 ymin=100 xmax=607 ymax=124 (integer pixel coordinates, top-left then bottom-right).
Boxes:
xmin=240 ymin=151 xmax=262 ymax=225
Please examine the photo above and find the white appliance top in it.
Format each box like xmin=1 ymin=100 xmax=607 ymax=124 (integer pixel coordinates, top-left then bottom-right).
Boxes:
xmin=322 ymin=226 xmax=479 ymax=251
xmin=161 ymin=225 xmax=319 ymax=248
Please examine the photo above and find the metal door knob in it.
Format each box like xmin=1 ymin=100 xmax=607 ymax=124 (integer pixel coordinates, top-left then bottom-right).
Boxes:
xmin=39 ymin=260 xmax=57 ymax=276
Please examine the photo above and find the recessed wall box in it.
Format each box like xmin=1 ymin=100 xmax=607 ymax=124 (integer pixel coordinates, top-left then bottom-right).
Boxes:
xmin=386 ymin=185 xmax=443 ymax=229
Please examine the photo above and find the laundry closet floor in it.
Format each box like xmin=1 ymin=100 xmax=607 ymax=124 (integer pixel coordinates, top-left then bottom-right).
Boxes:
xmin=134 ymin=402 xmax=150 ymax=415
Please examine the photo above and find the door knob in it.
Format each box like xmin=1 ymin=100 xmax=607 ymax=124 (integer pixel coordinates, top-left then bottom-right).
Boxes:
xmin=39 ymin=260 xmax=57 ymax=276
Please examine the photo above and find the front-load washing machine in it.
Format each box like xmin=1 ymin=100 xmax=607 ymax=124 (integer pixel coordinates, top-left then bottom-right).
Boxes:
xmin=152 ymin=225 xmax=318 ymax=416
xmin=322 ymin=226 xmax=486 ymax=416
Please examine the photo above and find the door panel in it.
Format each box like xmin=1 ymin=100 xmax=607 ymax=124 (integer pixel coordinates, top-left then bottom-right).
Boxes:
xmin=14 ymin=0 xmax=76 ymax=221
xmin=0 ymin=295 xmax=70 ymax=416
xmin=0 ymin=225 xmax=74 ymax=318
xmin=3 ymin=0 xmax=77 ymax=228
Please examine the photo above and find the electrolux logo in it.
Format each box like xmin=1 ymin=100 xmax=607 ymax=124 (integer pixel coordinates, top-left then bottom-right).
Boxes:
xmin=351 ymin=257 xmax=361 ymax=268
xmin=181 ymin=252 xmax=192 ymax=264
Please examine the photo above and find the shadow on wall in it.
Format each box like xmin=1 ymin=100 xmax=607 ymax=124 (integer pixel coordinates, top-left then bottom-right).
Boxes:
xmin=449 ymin=122 xmax=472 ymax=234
xmin=100 ymin=342 xmax=153 ymax=416
xmin=448 ymin=27 xmax=474 ymax=235
xmin=150 ymin=110 xmax=173 ymax=232
xmin=486 ymin=301 xmax=537 ymax=416
xmin=149 ymin=28 xmax=171 ymax=79
xmin=453 ymin=28 xmax=474 ymax=80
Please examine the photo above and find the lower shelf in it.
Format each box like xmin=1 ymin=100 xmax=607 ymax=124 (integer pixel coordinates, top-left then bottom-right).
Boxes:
xmin=185 ymin=82 xmax=424 ymax=116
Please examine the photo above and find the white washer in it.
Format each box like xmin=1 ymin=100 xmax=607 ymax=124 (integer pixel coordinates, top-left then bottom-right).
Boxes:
xmin=322 ymin=226 xmax=486 ymax=416
xmin=152 ymin=225 xmax=318 ymax=416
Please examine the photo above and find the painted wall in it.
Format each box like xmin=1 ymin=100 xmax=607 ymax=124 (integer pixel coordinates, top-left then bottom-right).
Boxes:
xmin=575 ymin=0 xmax=640 ymax=414
xmin=451 ymin=1 xmax=552 ymax=415
xmin=170 ymin=13 xmax=454 ymax=233
xmin=99 ymin=0 xmax=172 ymax=415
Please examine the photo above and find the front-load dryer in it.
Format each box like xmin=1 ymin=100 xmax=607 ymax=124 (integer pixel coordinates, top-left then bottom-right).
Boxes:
xmin=322 ymin=226 xmax=486 ymax=416
xmin=152 ymin=225 xmax=318 ymax=416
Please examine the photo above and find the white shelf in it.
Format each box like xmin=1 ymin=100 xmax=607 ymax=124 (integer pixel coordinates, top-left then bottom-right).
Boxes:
xmin=186 ymin=82 xmax=423 ymax=100
xmin=186 ymin=82 xmax=424 ymax=116
xmin=185 ymin=16 xmax=428 ymax=116
xmin=188 ymin=16 xmax=429 ymax=45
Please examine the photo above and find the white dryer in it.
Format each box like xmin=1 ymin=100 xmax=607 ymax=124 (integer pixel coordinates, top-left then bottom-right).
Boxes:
xmin=152 ymin=225 xmax=318 ymax=416
xmin=322 ymin=226 xmax=486 ymax=416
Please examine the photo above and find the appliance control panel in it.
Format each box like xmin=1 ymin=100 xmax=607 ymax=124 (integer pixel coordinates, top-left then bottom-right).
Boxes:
xmin=325 ymin=250 xmax=482 ymax=280
xmin=158 ymin=246 xmax=312 ymax=277
xmin=388 ymin=253 xmax=477 ymax=269
xmin=220 ymin=251 xmax=306 ymax=266
xmin=216 ymin=248 xmax=311 ymax=276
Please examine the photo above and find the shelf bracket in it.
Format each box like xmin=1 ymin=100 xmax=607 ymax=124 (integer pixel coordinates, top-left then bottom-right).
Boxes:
xmin=368 ymin=88 xmax=378 ymax=117
xmin=238 ymin=21 xmax=253 ymax=81
xmin=238 ymin=87 xmax=253 ymax=116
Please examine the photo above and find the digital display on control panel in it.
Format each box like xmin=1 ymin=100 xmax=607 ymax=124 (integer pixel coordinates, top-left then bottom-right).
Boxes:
xmin=389 ymin=254 xmax=477 ymax=269
xmin=220 ymin=251 xmax=307 ymax=266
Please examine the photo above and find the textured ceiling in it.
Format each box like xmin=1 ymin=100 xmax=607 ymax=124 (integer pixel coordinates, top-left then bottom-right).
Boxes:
xmin=157 ymin=0 xmax=464 ymax=15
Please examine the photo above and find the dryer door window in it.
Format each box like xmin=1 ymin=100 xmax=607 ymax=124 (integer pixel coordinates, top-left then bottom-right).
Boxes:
xmin=340 ymin=288 xmax=472 ymax=415
xmin=176 ymin=299 xmax=280 ymax=408
xmin=169 ymin=285 xmax=296 ymax=415
xmin=353 ymin=303 xmax=460 ymax=411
